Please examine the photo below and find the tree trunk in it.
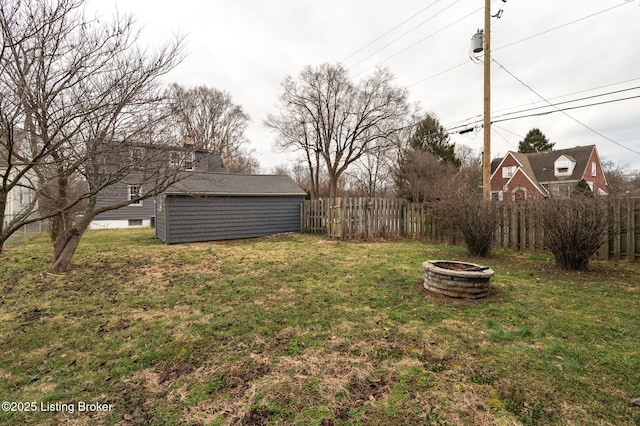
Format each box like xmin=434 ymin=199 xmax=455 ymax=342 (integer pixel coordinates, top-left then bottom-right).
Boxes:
xmin=48 ymin=229 xmax=83 ymax=274
xmin=47 ymin=196 xmax=95 ymax=273
xmin=329 ymin=172 xmax=339 ymax=198
xmin=0 ymin=191 xmax=7 ymax=253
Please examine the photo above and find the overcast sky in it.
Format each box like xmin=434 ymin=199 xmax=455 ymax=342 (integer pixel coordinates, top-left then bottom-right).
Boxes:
xmin=92 ymin=0 xmax=640 ymax=173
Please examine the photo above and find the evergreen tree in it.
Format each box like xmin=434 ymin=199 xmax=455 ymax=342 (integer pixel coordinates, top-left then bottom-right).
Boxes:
xmin=575 ymin=179 xmax=594 ymax=197
xmin=518 ymin=128 xmax=555 ymax=153
xmin=411 ymin=114 xmax=461 ymax=167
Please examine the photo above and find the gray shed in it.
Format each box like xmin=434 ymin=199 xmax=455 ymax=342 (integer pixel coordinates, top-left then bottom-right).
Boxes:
xmin=155 ymin=173 xmax=306 ymax=244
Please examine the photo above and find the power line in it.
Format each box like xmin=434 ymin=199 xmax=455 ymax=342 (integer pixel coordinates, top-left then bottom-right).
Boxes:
xmin=444 ymin=77 xmax=640 ymax=129
xmin=490 ymin=125 xmax=517 ymax=150
xmin=408 ymin=60 xmax=470 ymax=88
xmin=491 ymin=124 xmax=523 ymax=140
xmin=348 ymin=0 xmax=464 ymax=72
xmin=491 ymin=77 xmax=640 ymax=115
xmin=353 ymin=3 xmax=482 ymax=78
xmin=493 ymin=2 xmax=630 ymax=53
xmin=408 ymin=1 xmax=634 ymax=89
xmin=341 ymin=0 xmax=445 ymax=63
xmin=492 ymin=85 xmax=640 ymax=120
xmin=446 ymin=92 xmax=640 ymax=133
xmin=493 ymin=58 xmax=640 ymax=157
xmin=492 ymin=94 xmax=640 ymax=123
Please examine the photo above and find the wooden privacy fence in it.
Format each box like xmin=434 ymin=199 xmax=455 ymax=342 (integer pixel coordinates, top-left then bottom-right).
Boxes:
xmin=301 ymin=197 xmax=640 ymax=261
xmin=492 ymin=198 xmax=639 ymax=261
xmin=301 ymin=197 xmax=441 ymax=240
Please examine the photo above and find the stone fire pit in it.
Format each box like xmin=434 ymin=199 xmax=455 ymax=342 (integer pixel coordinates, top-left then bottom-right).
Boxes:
xmin=422 ymin=260 xmax=494 ymax=299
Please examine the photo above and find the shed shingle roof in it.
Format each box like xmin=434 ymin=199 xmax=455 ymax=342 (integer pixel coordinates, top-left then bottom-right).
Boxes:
xmin=164 ymin=172 xmax=307 ymax=196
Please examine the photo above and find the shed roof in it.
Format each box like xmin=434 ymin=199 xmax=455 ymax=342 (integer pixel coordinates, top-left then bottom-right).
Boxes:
xmin=164 ymin=172 xmax=307 ymax=197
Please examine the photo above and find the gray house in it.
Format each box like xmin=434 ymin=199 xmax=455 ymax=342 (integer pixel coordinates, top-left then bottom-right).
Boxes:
xmin=155 ymin=172 xmax=306 ymax=244
xmin=90 ymin=147 xmax=226 ymax=229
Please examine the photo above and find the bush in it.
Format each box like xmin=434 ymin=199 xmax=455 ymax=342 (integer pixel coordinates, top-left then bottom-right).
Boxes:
xmin=435 ymin=194 xmax=502 ymax=257
xmin=536 ymin=196 xmax=609 ymax=271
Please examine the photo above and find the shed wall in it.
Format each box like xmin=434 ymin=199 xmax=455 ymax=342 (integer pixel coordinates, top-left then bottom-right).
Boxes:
xmin=163 ymin=195 xmax=304 ymax=244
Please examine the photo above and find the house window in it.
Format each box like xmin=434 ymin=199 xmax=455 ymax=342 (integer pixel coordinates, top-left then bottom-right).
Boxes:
xmin=128 ymin=219 xmax=143 ymax=227
xmin=549 ymin=184 xmax=572 ymax=198
xmin=502 ymin=166 xmax=516 ymax=178
xmin=128 ymin=185 xmax=142 ymax=206
xmin=131 ymin=147 xmax=144 ymax=159
xmin=591 ymin=161 xmax=597 ymax=177
xmin=169 ymin=152 xmax=181 ymax=168
xmin=554 ymin=157 xmax=575 ymax=177
xmin=491 ymin=191 xmax=502 ymax=201
xmin=169 ymin=151 xmax=194 ymax=170
xmin=184 ymin=152 xmax=194 ymax=171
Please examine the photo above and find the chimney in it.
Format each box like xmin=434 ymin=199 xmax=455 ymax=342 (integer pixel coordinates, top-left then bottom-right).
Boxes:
xmin=183 ymin=135 xmax=195 ymax=147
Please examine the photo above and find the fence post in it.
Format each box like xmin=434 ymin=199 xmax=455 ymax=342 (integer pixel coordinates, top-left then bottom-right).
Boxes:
xmin=613 ymin=200 xmax=621 ymax=260
xmin=627 ymin=198 xmax=636 ymax=261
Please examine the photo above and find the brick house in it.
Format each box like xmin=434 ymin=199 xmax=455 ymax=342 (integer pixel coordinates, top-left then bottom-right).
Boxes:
xmin=490 ymin=145 xmax=608 ymax=200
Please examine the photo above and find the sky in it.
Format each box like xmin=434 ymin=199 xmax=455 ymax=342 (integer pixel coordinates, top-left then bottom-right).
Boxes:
xmin=91 ymin=0 xmax=640 ymax=173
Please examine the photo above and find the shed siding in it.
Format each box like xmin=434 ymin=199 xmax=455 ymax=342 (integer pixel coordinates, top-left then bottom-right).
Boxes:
xmin=164 ymin=195 xmax=303 ymax=244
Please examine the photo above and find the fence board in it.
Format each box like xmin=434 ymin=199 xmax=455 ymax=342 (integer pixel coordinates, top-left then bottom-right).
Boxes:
xmin=301 ymin=197 xmax=640 ymax=261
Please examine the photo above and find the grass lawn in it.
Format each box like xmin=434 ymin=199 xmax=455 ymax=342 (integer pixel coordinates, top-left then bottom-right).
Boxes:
xmin=1 ymin=229 xmax=639 ymax=425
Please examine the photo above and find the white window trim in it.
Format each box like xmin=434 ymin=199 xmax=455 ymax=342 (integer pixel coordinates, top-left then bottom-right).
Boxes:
xmin=591 ymin=161 xmax=597 ymax=177
xmin=184 ymin=152 xmax=194 ymax=171
xmin=169 ymin=152 xmax=181 ymax=168
xmin=554 ymin=156 xmax=576 ymax=177
xmin=128 ymin=185 xmax=143 ymax=206
xmin=169 ymin=151 xmax=195 ymax=171
xmin=502 ymin=166 xmax=516 ymax=179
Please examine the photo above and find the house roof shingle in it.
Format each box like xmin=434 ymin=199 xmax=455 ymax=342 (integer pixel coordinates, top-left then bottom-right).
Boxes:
xmin=492 ymin=145 xmax=596 ymax=184
xmin=525 ymin=145 xmax=595 ymax=183
xmin=164 ymin=172 xmax=307 ymax=197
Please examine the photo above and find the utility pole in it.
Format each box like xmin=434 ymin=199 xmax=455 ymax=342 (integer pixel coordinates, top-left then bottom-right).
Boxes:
xmin=482 ymin=0 xmax=491 ymax=201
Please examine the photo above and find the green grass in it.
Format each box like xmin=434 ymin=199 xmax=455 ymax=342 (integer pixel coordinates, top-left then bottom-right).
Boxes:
xmin=1 ymin=229 xmax=639 ymax=425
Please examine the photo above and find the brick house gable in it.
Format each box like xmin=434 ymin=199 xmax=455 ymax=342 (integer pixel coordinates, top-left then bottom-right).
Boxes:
xmin=490 ymin=145 xmax=608 ymax=199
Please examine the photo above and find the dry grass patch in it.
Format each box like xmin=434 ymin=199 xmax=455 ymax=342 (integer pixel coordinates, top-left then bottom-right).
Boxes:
xmin=1 ymin=230 xmax=639 ymax=425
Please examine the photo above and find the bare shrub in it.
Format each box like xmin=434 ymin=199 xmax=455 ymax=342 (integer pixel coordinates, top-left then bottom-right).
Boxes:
xmin=535 ymin=196 xmax=609 ymax=271
xmin=434 ymin=193 xmax=502 ymax=257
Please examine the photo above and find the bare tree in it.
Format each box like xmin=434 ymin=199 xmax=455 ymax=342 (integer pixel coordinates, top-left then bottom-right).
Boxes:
xmin=393 ymin=149 xmax=462 ymax=202
xmin=168 ymin=84 xmax=258 ymax=172
xmin=601 ymin=160 xmax=640 ymax=196
xmin=290 ymin=162 xmax=314 ymax=196
xmin=456 ymin=143 xmax=482 ymax=194
xmin=344 ymin=113 xmax=417 ymax=198
xmin=226 ymin=147 xmax=260 ymax=174
xmin=0 ymin=0 xmax=185 ymax=271
xmin=346 ymin=140 xmax=394 ymax=198
xmin=265 ymin=105 xmax=323 ymax=198
xmin=266 ymin=63 xmax=411 ymax=198
xmin=0 ymin=0 xmax=78 ymax=249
